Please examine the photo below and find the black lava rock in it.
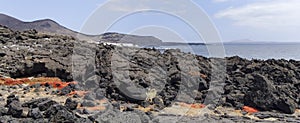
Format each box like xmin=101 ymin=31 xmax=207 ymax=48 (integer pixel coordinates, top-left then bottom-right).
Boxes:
xmin=244 ymin=73 xmax=297 ymax=114
xmin=0 ymin=52 xmax=6 ymax=57
xmin=95 ymin=88 xmax=106 ymax=100
xmin=153 ymin=97 xmax=165 ymax=109
xmin=1 ymin=25 xmax=300 ymax=117
xmin=27 ymin=108 xmax=43 ymax=119
xmin=140 ymin=101 xmax=150 ymax=108
xmin=276 ymin=98 xmax=297 ymax=114
xmin=6 ymin=94 xmax=19 ymax=106
xmin=37 ymin=99 xmax=58 ymax=111
xmin=81 ymin=100 xmax=96 ymax=107
xmin=65 ymin=98 xmax=78 ymax=110
xmin=0 ymin=107 xmax=8 ymax=116
xmin=22 ymin=98 xmax=49 ymax=108
xmin=44 ymin=104 xmax=77 ymax=122
xmin=83 ymin=92 xmax=96 ymax=100
xmin=7 ymin=101 xmax=23 ymax=118
xmin=59 ymin=86 xmax=72 ymax=95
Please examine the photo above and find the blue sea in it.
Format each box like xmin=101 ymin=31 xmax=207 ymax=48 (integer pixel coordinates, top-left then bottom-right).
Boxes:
xmin=154 ymin=44 xmax=300 ymax=60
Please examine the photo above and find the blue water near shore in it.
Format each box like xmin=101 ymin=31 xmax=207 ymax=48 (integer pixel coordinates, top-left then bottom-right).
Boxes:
xmin=155 ymin=44 xmax=300 ymax=60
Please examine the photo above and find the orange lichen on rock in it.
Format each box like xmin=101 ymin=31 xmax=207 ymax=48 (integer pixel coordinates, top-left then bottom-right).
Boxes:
xmin=243 ymin=106 xmax=258 ymax=114
xmin=29 ymin=77 xmax=61 ymax=84
xmin=30 ymin=77 xmax=78 ymax=89
xmin=41 ymin=81 xmax=69 ymax=89
xmin=40 ymin=81 xmax=78 ymax=89
xmin=0 ymin=77 xmax=30 ymax=85
xmin=40 ymin=81 xmax=74 ymax=89
xmin=0 ymin=77 xmax=78 ymax=89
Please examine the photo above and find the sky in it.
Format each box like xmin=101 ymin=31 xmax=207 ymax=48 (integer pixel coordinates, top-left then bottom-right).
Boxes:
xmin=0 ymin=0 xmax=300 ymax=42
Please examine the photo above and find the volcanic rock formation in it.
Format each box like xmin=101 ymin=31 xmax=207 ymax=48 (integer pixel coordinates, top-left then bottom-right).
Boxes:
xmin=0 ymin=25 xmax=300 ymax=122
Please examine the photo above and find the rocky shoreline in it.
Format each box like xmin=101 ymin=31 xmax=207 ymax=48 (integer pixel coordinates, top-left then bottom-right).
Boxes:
xmin=0 ymin=25 xmax=300 ymax=122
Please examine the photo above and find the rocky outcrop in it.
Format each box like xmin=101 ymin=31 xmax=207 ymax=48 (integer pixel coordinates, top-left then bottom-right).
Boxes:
xmin=0 ymin=25 xmax=74 ymax=81
xmin=224 ymin=57 xmax=300 ymax=114
xmin=0 ymin=25 xmax=300 ymax=122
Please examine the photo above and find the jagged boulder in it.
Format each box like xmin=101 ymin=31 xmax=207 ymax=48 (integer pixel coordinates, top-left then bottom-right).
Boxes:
xmin=244 ymin=73 xmax=297 ymax=114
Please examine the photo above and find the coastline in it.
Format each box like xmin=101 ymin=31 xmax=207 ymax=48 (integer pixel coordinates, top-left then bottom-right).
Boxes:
xmin=0 ymin=25 xmax=300 ymax=122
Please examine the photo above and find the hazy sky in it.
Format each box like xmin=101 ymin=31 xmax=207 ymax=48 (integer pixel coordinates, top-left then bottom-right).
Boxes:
xmin=0 ymin=0 xmax=299 ymax=42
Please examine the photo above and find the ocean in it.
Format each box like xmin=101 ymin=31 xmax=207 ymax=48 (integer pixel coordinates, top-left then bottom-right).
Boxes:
xmin=154 ymin=43 xmax=300 ymax=60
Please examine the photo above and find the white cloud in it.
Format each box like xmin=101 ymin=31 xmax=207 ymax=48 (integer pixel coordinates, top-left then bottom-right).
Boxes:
xmin=213 ymin=0 xmax=230 ymax=3
xmin=215 ymin=0 xmax=300 ymax=30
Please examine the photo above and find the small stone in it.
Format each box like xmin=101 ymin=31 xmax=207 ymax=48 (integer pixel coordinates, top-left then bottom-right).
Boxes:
xmin=254 ymin=112 xmax=273 ymax=119
xmin=95 ymin=89 xmax=106 ymax=100
xmin=44 ymin=104 xmax=64 ymax=118
xmin=241 ymin=111 xmax=248 ymax=115
xmin=7 ymin=101 xmax=23 ymax=118
xmin=140 ymin=101 xmax=150 ymax=108
xmin=83 ymin=108 xmax=92 ymax=114
xmin=0 ymin=107 xmax=8 ymax=116
xmin=111 ymin=101 xmax=120 ymax=109
xmin=28 ymin=108 xmax=43 ymax=119
xmin=81 ymin=100 xmax=96 ymax=107
xmin=38 ymin=100 xmax=58 ymax=111
xmin=22 ymin=98 xmax=48 ymax=108
xmin=51 ymin=110 xmax=76 ymax=122
xmin=84 ymin=93 xmax=96 ymax=100
xmin=21 ymin=107 xmax=29 ymax=117
xmin=68 ymin=83 xmax=79 ymax=90
xmin=10 ymin=86 xmax=18 ymax=89
xmin=124 ymin=104 xmax=139 ymax=111
xmin=51 ymin=90 xmax=59 ymax=95
xmin=6 ymin=94 xmax=19 ymax=106
xmin=214 ymin=110 xmax=222 ymax=114
xmin=59 ymin=86 xmax=72 ymax=95
xmin=33 ymin=88 xmax=40 ymax=92
xmin=0 ymin=52 xmax=6 ymax=57
xmin=65 ymin=98 xmax=78 ymax=110
xmin=73 ymin=94 xmax=80 ymax=98
xmin=44 ymin=87 xmax=51 ymax=92
xmin=31 ymin=84 xmax=41 ymax=88
xmin=153 ymin=97 xmax=164 ymax=109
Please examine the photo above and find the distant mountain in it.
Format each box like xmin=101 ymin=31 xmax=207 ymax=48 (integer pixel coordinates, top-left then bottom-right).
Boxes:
xmin=99 ymin=32 xmax=162 ymax=46
xmin=225 ymin=39 xmax=257 ymax=44
xmin=0 ymin=13 xmax=162 ymax=46
xmin=225 ymin=39 xmax=300 ymax=45
xmin=0 ymin=13 xmax=85 ymax=38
